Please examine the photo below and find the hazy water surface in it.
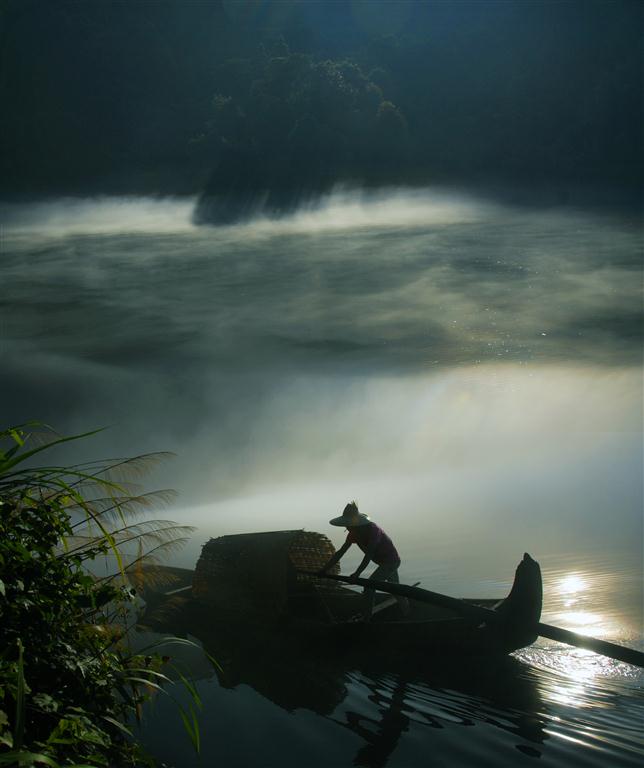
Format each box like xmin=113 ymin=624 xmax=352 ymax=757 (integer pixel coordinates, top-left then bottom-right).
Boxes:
xmin=1 ymin=189 xmax=642 ymax=766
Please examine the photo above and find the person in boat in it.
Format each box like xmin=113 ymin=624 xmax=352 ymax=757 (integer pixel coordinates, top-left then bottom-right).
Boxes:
xmin=319 ymin=501 xmax=408 ymax=622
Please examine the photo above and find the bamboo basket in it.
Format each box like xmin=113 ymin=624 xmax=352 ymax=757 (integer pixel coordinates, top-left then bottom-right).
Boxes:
xmin=192 ymin=530 xmax=340 ymax=620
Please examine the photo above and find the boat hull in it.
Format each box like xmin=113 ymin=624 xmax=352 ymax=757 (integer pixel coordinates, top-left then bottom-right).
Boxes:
xmin=138 ymin=547 xmax=543 ymax=662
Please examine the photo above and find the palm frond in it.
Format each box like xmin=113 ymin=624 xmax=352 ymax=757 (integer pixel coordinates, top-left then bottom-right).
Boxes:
xmin=69 ymin=490 xmax=178 ymax=529
xmin=130 ymin=564 xmax=185 ymax=593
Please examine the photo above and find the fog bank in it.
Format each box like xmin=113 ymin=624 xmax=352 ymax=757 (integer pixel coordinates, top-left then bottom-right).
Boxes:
xmin=2 ymin=190 xmax=641 ymax=565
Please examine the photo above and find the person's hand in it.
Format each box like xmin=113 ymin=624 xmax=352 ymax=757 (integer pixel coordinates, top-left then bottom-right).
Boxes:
xmin=348 ymin=572 xmax=360 ymax=583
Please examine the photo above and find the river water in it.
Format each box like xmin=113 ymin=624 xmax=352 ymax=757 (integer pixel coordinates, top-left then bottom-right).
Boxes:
xmin=1 ymin=189 xmax=642 ymax=766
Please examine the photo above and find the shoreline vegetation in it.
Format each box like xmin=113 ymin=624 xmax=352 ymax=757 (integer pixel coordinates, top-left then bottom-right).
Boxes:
xmin=0 ymin=424 xmax=205 ymax=767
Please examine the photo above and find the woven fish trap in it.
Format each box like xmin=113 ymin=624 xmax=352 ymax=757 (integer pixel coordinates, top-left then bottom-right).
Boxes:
xmin=192 ymin=530 xmax=340 ymax=620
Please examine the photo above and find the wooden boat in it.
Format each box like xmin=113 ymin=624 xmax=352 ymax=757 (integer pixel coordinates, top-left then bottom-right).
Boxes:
xmin=139 ymin=530 xmax=543 ymax=662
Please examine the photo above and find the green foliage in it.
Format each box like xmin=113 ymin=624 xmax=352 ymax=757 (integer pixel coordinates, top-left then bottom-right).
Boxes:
xmin=198 ymin=45 xmax=410 ymax=198
xmin=0 ymin=424 xmax=198 ymax=767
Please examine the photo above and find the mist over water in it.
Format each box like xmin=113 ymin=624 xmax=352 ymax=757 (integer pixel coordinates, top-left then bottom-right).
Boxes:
xmin=0 ymin=196 xmax=197 ymax=236
xmin=3 ymin=187 xmax=643 ymax=766
xmin=2 ymin=187 xmax=642 ymax=606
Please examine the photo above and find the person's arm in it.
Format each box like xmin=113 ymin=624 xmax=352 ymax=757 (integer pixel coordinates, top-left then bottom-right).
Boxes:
xmin=319 ymin=540 xmax=351 ymax=574
xmin=349 ymin=551 xmax=372 ymax=580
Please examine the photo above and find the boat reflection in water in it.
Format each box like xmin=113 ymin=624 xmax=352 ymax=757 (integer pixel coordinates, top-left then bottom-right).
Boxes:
xmin=138 ymin=593 xmax=550 ymax=765
xmin=133 ymin=539 xmax=642 ymax=767
xmin=333 ymin=660 xmax=549 ymax=766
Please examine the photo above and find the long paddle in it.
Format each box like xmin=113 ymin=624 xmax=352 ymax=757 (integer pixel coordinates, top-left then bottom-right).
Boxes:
xmin=303 ymin=571 xmax=644 ymax=668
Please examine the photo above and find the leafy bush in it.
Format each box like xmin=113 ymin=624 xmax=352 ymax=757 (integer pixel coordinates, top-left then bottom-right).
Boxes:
xmin=0 ymin=424 xmax=196 ymax=767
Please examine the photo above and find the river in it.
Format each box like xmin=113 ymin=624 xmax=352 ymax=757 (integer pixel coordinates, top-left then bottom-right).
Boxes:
xmin=1 ymin=188 xmax=642 ymax=766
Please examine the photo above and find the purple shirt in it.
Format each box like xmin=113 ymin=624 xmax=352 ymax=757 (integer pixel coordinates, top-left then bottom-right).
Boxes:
xmin=346 ymin=523 xmax=400 ymax=566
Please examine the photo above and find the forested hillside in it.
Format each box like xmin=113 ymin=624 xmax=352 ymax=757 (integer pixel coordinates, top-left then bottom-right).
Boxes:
xmin=1 ymin=0 xmax=641 ymax=203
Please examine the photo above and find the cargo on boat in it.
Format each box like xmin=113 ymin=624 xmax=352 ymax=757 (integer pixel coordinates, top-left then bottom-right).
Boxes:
xmin=192 ymin=529 xmax=340 ymax=620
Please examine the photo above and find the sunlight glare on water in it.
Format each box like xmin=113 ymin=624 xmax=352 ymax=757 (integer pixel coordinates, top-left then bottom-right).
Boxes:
xmin=559 ymin=574 xmax=588 ymax=596
xmin=517 ymin=558 xmax=643 ymax=704
xmin=543 ymin=566 xmax=634 ymax=642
